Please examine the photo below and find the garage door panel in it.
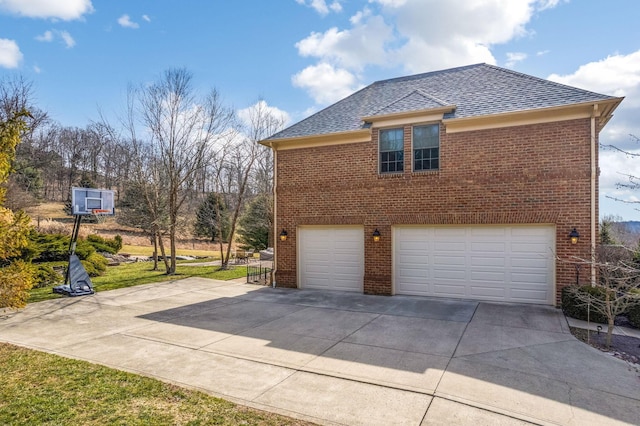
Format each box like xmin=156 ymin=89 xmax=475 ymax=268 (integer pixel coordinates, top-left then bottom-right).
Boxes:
xmin=511 ymin=273 xmax=548 ymax=284
xmin=395 ymin=225 xmax=554 ymax=304
xmin=434 ymin=241 xmax=466 ymax=251
xmin=471 ymin=286 xmax=506 ymax=298
xmin=434 ymin=255 xmax=465 ymax=265
xmin=472 ymin=242 xmax=505 ymax=252
xmin=299 ymin=227 xmax=363 ymax=292
xmin=511 ymin=257 xmax=547 ymax=268
xmin=471 ymin=256 xmax=505 ymax=267
xmin=471 ymin=227 xmax=507 ymax=237
xmin=433 ymin=269 xmax=466 ymax=280
xmin=511 ymin=242 xmax=548 ymax=253
xmin=402 ymin=254 xmax=429 ymax=264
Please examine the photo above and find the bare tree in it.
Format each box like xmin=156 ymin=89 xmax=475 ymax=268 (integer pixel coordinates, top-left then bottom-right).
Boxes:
xmin=0 ymin=75 xmax=48 ymax=132
xmin=564 ymin=245 xmax=640 ymax=348
xmin=210 ymin=101 xmax=286 ymax=268
xmin=604 ymin=134 xmax=640 ymax=210
xmin=126 ymin=68 xmax=235 ymax=274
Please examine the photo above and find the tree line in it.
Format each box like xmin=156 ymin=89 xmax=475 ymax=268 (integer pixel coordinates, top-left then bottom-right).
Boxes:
xmin=1 ymin=69 xmax=283 ymax=275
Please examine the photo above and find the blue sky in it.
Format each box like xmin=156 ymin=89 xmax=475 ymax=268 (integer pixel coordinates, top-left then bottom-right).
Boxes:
xmin=1 ymin=0 xmax=639 ymax=220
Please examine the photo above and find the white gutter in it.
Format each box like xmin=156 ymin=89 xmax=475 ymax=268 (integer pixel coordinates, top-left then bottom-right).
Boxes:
xmin=591 ymin=105 xmax=598 ymax=285
xmin=271 ymin=143 xmax=278 ymax=288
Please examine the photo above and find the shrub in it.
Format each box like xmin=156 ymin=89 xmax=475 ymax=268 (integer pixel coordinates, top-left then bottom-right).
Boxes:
xmin=86 ymin=235 xmax=116 ymax=254
xmin=0 ymin=260 xmax=35 ymax=309
xmin=32 ymin=264 xmax=63 ymax=289
xmin=112 ymin=235 xmax=123 ymax=252
xmin=561 ymin=285 xmax=609 ymax=324
xmin=86 ymin=234 xmax=121 ymax=254
xmin=81 ymin=252 xmax=108 ymax=277
xmin=628 ymin=304 xmax=640 ymax=328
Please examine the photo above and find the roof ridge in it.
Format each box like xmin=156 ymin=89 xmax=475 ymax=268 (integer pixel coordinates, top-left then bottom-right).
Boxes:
xmin=371 ymin=63 xmax=486 ymax=86
xmin=480 ymin=63 xmax=616 ymax=99
xmin=413 ymin=88 xmax=450 ymax=106
xmin=370 ymin=88 xmax=449 ymax=116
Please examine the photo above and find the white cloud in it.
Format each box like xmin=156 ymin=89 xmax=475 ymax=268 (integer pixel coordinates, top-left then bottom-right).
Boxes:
xmin=388 ymin=0 xmax=538 ymax=73
xmin=292 ymin=62 xmax=361 ymax=104
xmin=0 ymin=38 xmax=22 ymax=68
xmin=33 ymin=65 xmax=41 ymax=73
xmin=35 ymin=30 xmax=53 ymax=42
xmin=118 ymin=14 xmax=139 ymax=29
xmin=296 ymin=0 xmax=343 ymax=16
xmin=237 ymin=100 xmax=291 ymax=132
xmin=0 ymin=0 xmax=93 ymax=20
xmin=505 ymin=52 xmax=527 ymax=67
xmin=548 ymin=51 xmax=640 ymax=106
xmin=293 ymin=0 xmax=561 ymax=105
xmin=549 ymin=50 xmax=640 ymax=219
xmin=35 ymin=29 xmax=75 ymax=48
xmin=296 ymin=14 xmax=393 ymax=70
xmin=142 ymin=14 xmax=151 ymax=22
xmin=59 ymin=30 xmax=75 ymax=48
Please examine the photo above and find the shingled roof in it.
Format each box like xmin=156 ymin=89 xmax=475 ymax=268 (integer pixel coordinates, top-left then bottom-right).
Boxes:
xmin=268 ymin=63 xmax=619 ymax=141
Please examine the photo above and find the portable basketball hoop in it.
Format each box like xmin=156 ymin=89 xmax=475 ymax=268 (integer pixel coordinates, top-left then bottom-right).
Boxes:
xmin=53 ymin=188 xmax=116 ymax=297
xmin=91 ymin=208 xmax=111 ymax=225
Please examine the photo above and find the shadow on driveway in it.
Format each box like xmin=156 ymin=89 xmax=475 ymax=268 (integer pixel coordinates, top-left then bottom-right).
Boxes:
xmin=2 ymin=279 xmax=639 ymax=425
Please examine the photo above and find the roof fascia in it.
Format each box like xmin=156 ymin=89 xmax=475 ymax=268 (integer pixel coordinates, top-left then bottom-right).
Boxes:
xmin=444 ymin=98 xmax=624 ymax=134
xmin=261 ymin=129 xmax=371 ymax=151
xmin=361 ymin=105 xmax=456 ymax=128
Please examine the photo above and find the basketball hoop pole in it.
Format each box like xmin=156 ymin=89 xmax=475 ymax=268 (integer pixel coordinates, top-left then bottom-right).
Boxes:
xmin=64 ymin=214 xmax=83 ymax=286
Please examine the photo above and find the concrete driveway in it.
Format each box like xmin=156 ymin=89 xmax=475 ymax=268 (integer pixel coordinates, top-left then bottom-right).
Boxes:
xmin=1 ymin=278 xmax=639 ymax=425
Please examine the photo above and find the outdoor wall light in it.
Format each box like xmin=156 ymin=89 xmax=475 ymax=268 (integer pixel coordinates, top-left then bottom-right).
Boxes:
xmin=279 ymin=229 xmax=288 ymax=241
xmin=569 ymin=228 xmax=580 ymax=245
xmin=372 ymin=228 xmax=381 ymax=242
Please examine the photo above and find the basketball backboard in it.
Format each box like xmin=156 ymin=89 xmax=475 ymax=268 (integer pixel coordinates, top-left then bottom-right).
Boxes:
xmin=71 ymin=187 xmax=115 ymax=215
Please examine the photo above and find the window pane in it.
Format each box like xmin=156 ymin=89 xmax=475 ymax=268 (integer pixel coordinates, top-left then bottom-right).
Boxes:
xmin=380 ymin=128 xmax=404 ymax=174
xmin=380 ymin=129 xmax=403 ymax=151
xmin=413 ymin=124 xmax=439 ymax=149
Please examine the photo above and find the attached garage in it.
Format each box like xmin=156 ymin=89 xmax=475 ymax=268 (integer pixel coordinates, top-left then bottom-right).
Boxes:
xmin=298 ymin=226 xmax=364 ymax=292
xmin=394 ymin=225 xmax=555 ymax=304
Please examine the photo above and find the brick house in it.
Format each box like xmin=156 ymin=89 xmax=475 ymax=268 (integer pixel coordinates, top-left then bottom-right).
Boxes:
xmin=261 ymin=64 xmax=623 ymax=306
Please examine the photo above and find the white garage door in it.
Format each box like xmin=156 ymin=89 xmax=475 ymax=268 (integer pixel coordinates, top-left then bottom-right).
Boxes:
xmin=298 ymin=227 xmax=364 ymax=291
xmin=394 ymin=226 xmax=555 ymax=304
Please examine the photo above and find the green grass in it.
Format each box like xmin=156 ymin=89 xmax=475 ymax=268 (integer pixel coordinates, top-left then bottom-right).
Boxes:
xmin=29 ymin=262 xmax=247 ymax=303
xmin=0 ymin=343 xmax=314 ymax=426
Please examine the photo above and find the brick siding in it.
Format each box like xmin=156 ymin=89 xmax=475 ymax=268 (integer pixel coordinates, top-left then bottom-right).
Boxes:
xmin=275 ymin=118 xmax=598 ymax=305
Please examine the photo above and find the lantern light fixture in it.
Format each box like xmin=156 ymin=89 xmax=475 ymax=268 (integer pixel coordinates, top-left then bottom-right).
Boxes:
xmin=569 ymin=228 xmax=580 ymax=245
xmin=372 ymin=228 xmax=381 ymax=242
xmin=279 ymin=229 xmax=288 ymax=241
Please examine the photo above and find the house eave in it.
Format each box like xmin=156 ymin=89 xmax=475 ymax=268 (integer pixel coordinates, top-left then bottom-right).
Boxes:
xmin=361 ymin=105 xmax=456 ymax=128
xmin=443 ymin=98 xmax=624 ymax=134
xmin=260 ymin=129 xmax=371 ymax=151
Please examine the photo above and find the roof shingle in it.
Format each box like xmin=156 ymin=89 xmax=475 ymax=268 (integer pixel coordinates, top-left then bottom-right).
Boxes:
xmin=268 ymin=63 xmax=617 ymax=140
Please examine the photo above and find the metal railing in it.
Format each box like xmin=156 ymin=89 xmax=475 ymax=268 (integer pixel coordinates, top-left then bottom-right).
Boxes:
xmin=247 ymin=264 xmax=272 ymax=285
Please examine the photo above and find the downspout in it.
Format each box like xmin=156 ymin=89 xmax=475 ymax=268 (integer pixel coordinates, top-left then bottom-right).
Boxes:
xmin=271 ymin=142 xmax=278 ymax=288
xmin=591 ymin=105 xmax=598 ymax=285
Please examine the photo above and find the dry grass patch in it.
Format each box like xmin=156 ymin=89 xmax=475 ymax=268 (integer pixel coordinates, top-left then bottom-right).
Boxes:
xmin=0 ymin=343 xmax=315 ymax=425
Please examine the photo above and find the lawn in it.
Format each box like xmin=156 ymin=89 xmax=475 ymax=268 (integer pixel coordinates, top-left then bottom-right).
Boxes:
xmin=29 ymin=261 xmax=248 ymax=303
xmin=0 ymin=343 xmax=314 ymax=426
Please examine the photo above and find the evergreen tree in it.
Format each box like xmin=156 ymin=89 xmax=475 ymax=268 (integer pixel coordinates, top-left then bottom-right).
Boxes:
xmin=600 ymin=217 xmax=617 ymax=245
xmin=237 ymin=194 xmax=272 ymax=250
xmin=0 ymin=109 xmax=35 ymax=310
xmin=193 ymin=193 xmax=230 ymax=242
